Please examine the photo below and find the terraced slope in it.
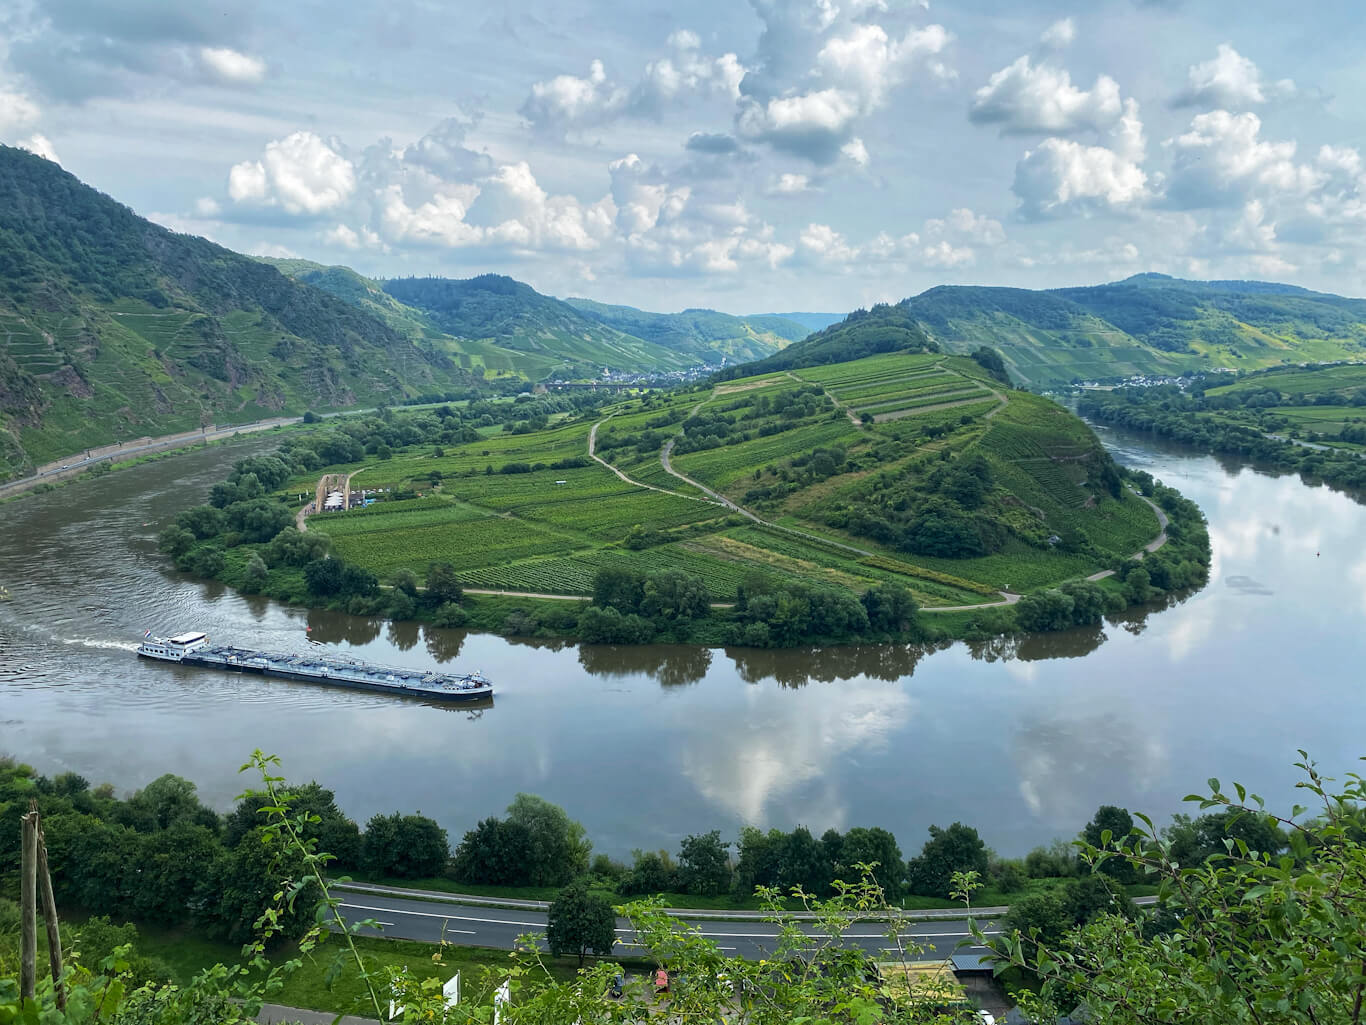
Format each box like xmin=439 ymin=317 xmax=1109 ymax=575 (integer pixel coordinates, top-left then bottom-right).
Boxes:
xmin=383 ymin=275 xmax=701 ymax=380
xmin=0 ymin=146 xmax=471 ymax=478
xmin=901 ymin=275 xmax=1366 ymax=388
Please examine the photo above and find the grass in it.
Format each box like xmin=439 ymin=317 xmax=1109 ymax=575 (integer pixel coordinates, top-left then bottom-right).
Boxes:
xmin=219 ymin=353 xmax=1177 ymax=634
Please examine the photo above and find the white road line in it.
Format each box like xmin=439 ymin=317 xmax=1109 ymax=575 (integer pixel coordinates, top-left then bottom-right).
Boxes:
xmin=340 ymin=902 xmax=539 ymax=928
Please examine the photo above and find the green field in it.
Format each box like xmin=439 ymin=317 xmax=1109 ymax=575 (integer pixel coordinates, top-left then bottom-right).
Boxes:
xmin=276 ymin=353 xmax=1161 ymax=611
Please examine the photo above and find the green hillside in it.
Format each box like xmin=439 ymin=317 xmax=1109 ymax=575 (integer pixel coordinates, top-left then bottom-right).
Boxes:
xmin=564 ymin=297 xmax=808 ymax=364
xmin=265 ymin=260 xmax=562 ymax=382
xmin=383 ymin=275 xmax=703 ymax=380
xmin=0 ymin=146 xmax=472 ymax=481
xmin=716 ymin=303 xmax=939 ymax=378
xmin=901 ymin=275 xmax=1366 ymax=388
xmin=173 ymin=349 xmax=1202 ymax=646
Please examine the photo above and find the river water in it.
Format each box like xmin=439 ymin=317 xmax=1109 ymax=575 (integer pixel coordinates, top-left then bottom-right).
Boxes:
xmin=1 ymin=430 xmax=1362 ymax=860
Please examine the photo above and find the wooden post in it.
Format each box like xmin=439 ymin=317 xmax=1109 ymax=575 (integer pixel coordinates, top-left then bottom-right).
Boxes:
xmin=20 ymin=804 xmax=38 ymax=1001
xmin=35 ymin=811 xmax=65 ymax=1011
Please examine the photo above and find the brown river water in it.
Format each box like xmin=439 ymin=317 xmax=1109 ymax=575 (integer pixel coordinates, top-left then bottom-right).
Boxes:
xmin=1 ymin=427 xmax=1362 ymax=857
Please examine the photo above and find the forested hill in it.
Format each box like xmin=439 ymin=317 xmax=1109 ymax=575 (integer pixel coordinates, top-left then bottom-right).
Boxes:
xmin=715 ymin=303 xmax=938 ymax=379
xmin=899 ymin=274 xmax=1366 ymax=388
xmin=0 ymin=146 xmax=471 ymax=480
xmin=382 ymin=275 xmax=706 ymax=379
xmin=564 ymin=297 xmax=808 ymax=364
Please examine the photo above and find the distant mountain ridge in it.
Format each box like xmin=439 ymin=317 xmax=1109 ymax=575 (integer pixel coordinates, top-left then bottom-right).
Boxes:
xmin=0 ymin=145 xmax=470 ymax=480
xmin=896 ymin=274 xmax=1366 ymax=387
xmin=564 ymin=297 xmax=808 ymax=364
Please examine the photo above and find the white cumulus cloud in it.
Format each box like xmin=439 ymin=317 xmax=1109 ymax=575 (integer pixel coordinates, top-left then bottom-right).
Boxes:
xmin=1013 ymin=100 xmax=1149 ymax=218
xmin=199 ymin=47 xmax=267 ymax=85
xmin=228 ymin=132 xmax=356 ymax=215
xmin=971 ymin=56 xmax=1124 ymax=135
xmin=1173 ymin=44 xmax=1294 ymax=110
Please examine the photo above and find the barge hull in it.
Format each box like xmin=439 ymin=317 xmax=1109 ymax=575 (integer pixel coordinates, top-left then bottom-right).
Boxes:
xmin=176 ymin=655 xmax=491 ymax=701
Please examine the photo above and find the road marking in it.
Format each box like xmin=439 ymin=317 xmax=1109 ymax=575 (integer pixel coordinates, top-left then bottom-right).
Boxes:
xmin=340 ymin=902 xmax=539 ymax=928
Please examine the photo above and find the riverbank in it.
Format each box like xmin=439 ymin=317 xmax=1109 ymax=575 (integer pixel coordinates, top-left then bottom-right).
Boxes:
xmin=0 ymin=416 xmax=303 ymax=501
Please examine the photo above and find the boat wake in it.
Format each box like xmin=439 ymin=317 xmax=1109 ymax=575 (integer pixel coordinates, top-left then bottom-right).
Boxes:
xmin=63 ymin=637 xmax=140 ymax=652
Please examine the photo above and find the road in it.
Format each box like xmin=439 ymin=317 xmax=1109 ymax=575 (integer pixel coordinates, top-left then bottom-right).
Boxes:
xmin=0 ymin=417 xmax=300 ymax=499
xmin=333 ymin=885 xmax=1000 ymax=963
xmin=1086 ymin=491 xmax=1170 ymax=582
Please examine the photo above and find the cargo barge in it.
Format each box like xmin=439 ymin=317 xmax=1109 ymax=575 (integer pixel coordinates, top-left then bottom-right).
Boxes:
xmin=136 ymin=632 xmax=493 ymax=702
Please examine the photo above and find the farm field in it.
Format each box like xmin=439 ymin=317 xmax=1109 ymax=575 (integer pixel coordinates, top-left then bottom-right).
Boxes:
xmin=281 ymin=351 xmax=1162 ymax=610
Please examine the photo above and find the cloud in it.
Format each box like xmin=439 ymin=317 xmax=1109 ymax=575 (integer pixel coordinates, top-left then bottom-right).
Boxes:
xmin=519 ymin=59 xmax=625 ymax=133
xmin=685 ymin=132 xmax=741 ymax=155
xmin=841 ymin=137 xmax=869 ymax=167
xmin=1012 ymin=99 xmax=1149 ymax=218
xmin=799 ymin=207 xmax=1005 ymax=268
xmin=971 ymin=56 xmax=1124 ymax=135
xmin=1173 ymin=44 xmax=1294 ymax=110
xmin=1164 ymin=110 xmax=1311 ymax=209
xmin=9 ymin=0 xmax=261 ymax=100
xmin=768 ymin=172 xmax=812 ymax=195
xmin=199 ymin=47 xmax=266 ymax=85
xmin=248 ymin=241 xmax=299 ymax=259
xmin=228 ymin=132 xmax=356 ymax=214
xmin=17 ymin=134 xmax=59 ymax=162
xmin=735 ymin=12 xmax=951 ymax=164
xmin=0 ymin=90 xmax=41 ymax=134
xmin=1040 ymin=18 xmax=1076 ymax=49
xmin=628 ymin=31 xmax=744 ymax=118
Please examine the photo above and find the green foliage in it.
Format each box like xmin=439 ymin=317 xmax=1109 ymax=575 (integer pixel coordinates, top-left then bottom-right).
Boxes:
xmin=505 ymin=793 xmax=592 ymax=887
xmin=676 ymin=831 xmax=733 ymax=896
xmin=360 ymin=812 xmax=450 ymax=879
xmin=906 ymin=823 xmax=990 ymax=898
xmin=545 ymin=880 xmax=617 ymax=968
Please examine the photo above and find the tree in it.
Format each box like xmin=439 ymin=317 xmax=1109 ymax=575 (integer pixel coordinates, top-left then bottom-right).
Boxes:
xmin=361 ymin=812 xmax=449 ymax=879
xmin=546 ymin=880 xmax=616 ymax=968
xmin=860 ymin=581 xmax=919 ymax=634
xmin=305 ymin=557 xmax=344 ymax=597
xmin=424 ymin=561 xmax=463 ymax=606
xmin=621 ymin=849 xmax=677 ymax=895
xmin=591 ymin=565 xmax=647 ymax=613
xmin=1125 ymin=566 xmax=1154 ymax=604
xmin=1015 ymin=589 xmax=1077 ymax=632
xmin=157 ymin=524 xmax=195 ymax=559
xmin=451 ymin=817 xmax=535 ymax=886
xmin=223 ymin=782 xmax=362 ymax=870
xmin=906 ymin=822 xmax=989 ymax=897
xmin=837 ymin=827 xmax=904 ymax=900
xmin=241 ymin=553 xmax=269 ymax=594
xmin=118 ymin=774 xmax=221 ymax=833
xmin=1081 ymin=805 xmax=1137 ymax=882
xmin=390 ymin=568 xmax=419 ymax=597
xmin=506 ymin=793 xmax=591 ymax=887
xmin=677 ymin=831 xmax=731 ymax=896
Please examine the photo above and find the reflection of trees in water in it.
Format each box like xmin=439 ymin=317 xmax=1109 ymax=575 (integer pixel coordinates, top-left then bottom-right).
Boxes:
xmin=725 ymin=644 xmax=940 ymax=687
xmin=421 ymin=624 xmax=465 ymax=664
xmin=1015 ymin=624 xmax=1106 ymax=661
xmin=242 ymin=595 xmax=272 ymax=622
xmin=578 ymin=645 xmax=713 ymax=687
xmin=387 ymin=619 xmax=420 ymax=651
xmin=305 ymin=611 xmax=382 ymax=646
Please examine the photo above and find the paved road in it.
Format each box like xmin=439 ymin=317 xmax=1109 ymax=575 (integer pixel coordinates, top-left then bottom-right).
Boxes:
xmin=334 ymin=890 xmax=999 ymax=963
xmin=0 ymin=417 xmax=300 ymax=499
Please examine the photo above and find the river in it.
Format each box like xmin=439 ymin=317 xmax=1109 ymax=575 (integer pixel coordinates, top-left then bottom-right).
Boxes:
xmin=1 ymin=429 xmax=1362 ymax=860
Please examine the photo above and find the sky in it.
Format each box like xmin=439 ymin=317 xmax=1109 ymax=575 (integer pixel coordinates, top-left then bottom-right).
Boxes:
xmin=3 ymin=0 xmax=1365 ymax=314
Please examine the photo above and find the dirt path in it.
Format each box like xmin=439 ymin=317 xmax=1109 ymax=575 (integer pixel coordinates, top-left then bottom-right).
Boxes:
xmin=587 ymin=416 xmax=714 ymax=504
xmin=1085 ymin=492 xmax=1170 ymax=582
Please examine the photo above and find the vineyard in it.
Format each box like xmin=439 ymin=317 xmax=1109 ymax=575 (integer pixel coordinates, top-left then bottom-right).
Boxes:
xmin=282 ymin=350 xmax=1162 ymax=607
